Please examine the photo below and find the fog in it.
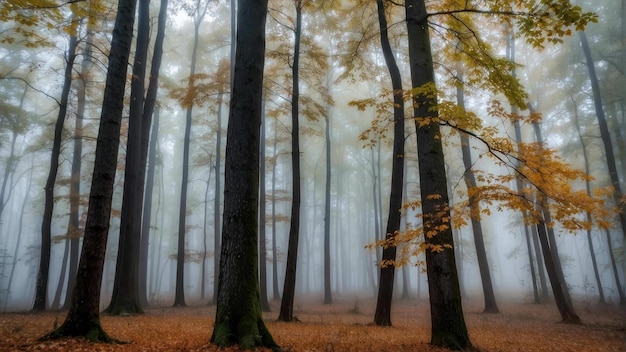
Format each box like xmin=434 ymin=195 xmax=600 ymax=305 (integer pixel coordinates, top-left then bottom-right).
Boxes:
xmin=0 ymin=0 xmax=624 ymax=315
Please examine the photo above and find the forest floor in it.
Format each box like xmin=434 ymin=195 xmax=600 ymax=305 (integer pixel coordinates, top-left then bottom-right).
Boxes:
xmin=1 ymin=297 xmax=624 ymax=351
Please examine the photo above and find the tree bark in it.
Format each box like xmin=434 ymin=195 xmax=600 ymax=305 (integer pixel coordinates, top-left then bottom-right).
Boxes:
xmin=259 ymin=106 xmax=270 ymax=311
xmin=209 ymin=0 xmax=278 ymax=347
xmin=138 ymin=0 xmax=168 ymax=308
xmin=278 ymin=0 xmax=303 ymax=323
xmin=105 ymin=0 xmax=151 ymax=316
xmin=456 ymin=69 xmax=499 ymax=314
xmin=323 ymin=112 xmax=332 ymax=304
xmin=42 ymin=0 xmax=137 ymax=340
xmin=405 ymin=1 xmax=472 ymax=349
xmin=34 ymin=24 xmax=79 ymax=312
xmin=579 ymin=30 xmax=626 ymax=240
xmin=373 ymin=0 xmax=405 ymax=327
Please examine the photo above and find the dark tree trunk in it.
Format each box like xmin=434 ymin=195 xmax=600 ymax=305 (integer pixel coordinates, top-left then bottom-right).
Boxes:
xmin=105 ymin=0 xmax=151 ymax=316
xmin=271 ymin=120 xmax=280 ymax=301
xmin=212 ymin=93 xmax=223 ymax=305
xmin=175 ymin=2 xmax=208 ymax=308
xmin=535 ymin=219 xmax=580 ymax=323
xmin=579 ymin=30 xmax=626 ymax=240
xmin=259 ymin=106 xmax=270 ymax=311
xmin=456 ymin=70 xmax=499 ymax=314
xmin=373 ymin=0 xmax=405 ymax=327
xmin=42 ymin=0 xmax=137 ymax=340
xmin=209 ymin=0 xmax=277 ymax=347
xmin=62 ymin=27 xmax=92 ymax=311
xmin=138 ymin=0 xmax=168 ymax=309
xmin=531 ymin=119 xmax=574 ymax=307
xmin=140 ymin=108 xmax=160 ymax=306
xmin=571 ymin=97 xmax=605 ymax=304
xmin=323 ymin=112 xmax=332 ymax=305
xmin=278 ymin=0 xmax=302 ymax=323
xmin=605 ymin=229 xmax=625 ymax=306
xmin=405 ymin=1 xmax=472 ymax=349
xmin=507 ymin=27 xmax=544 ymax=303
xmin=34 ymin=26 xmax=79 ymax=312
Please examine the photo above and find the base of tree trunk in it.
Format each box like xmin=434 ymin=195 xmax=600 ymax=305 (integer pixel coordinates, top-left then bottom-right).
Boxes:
xmin=211 ymin=312 xmax=280 ymax=351
xmin=431 ymin=332 xmax=475 ymax=351
xmin=103 ymin=300 xmax=143 ymax=316
xmin=40 ymin=314 xmax=122 ymax=343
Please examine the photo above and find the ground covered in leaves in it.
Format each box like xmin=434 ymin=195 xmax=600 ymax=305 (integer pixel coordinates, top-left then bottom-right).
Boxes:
xmin=1 ymin=298 xmax=624 ymax=351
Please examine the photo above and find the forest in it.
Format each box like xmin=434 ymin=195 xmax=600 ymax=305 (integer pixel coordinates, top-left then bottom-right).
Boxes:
xmin=0 ymin=0 xmax=624 ymax=350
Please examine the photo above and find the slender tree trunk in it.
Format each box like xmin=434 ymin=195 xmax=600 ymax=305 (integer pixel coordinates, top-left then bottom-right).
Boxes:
xmin=138 ymin=0 xmax=168 ymax=309
xmin=405 ymin=1 xmax=472 ymax=348
xmin=531 ymin=119 xmax=574 ymax=307
xmin=62 ymin=27 xmax=92 ymax=311
xmin=3 ymin=157 xmax=34 ymax=312
xmin=373 ymin=0 xmax=405 ymax=327
xmin=323 ymin=111 xmax=332 ymax=305
xmin=141 ymin=108 xmax=160 ymax=306
xmin=456 ymin=68 xmax=499 ymax=314
xmin=535 ymin=219 xmax=580 ymax=323
xmin=571 ymin=96 xmax=605 ymax=304
xmin=34 ymin=26 xmax=79 ymax=312
xmin=271 ymin=120 xmax=280 ymax=301
xmin=604 ymin=229 xmax=625 ymax=306
xmin=278 ymin=0 xmax=303 ymax=323
xmin=42 ymin=0 xmax=137 ymax=340
xmin=579 ymin=30 xmax=626 ymax=239
xmin=212 ymin=93 xmax=223 ymax=305
xmin=209 ymin=0 xmax=277 ymax=347
xmin=175 ymin=2 xmax=209 ymax=308
xmin=507 ymin=26 xmax=544 ymax=303
xmin=259 ymin=106 xmax=270 ymax=311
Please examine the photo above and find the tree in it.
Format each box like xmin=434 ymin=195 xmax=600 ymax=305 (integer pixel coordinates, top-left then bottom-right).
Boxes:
xmin=209 ymin=0 xmax=279 ymax=348
xmin=579 ymin=30 xmax=626 ymax=240
xmin=41 ymin=0 xmax=137 ymax=340
xmin=104 ymin=0 xmax=151 ymax=316
xmin=34 ymin=16 xmax=80 ymax=312
xmin=174 ymin=0 xmax=211 ymax=308
xmin=405 ymin=0 xmax=472 ymax=348
xmin=373 ymin=0 xmax=405 ymax=327
xmin=457 ymin=74 xmax=499 ymax=314
xmin=278 ymin=0 xmax=304 ymax=323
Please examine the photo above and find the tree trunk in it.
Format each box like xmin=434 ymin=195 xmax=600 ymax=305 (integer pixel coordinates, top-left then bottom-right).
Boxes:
xmin=405 ymin=1 xmax=472 ymax=349
xmin=278 ymin=0 xmax=303 ymax=323
xmin=457 ymin=69 xmax=499 ymax=314
xmin=105 ymin=0 xmax=151 ymax=316
xmin=62 ymin=26 xmax=92 ymax=311
xmin=271 ymin=120 xmax=280 ymax=301
xmin=34 ymin=25 xmax=79 ymax=312
xmin=138 ymin=0 xmax=168 ymax=309
xmin=209 ymin=0 xmax=277 ymax=347
xmin=42 ymin=0 xmax=137 ymax=340
xmin=212 ymin=93 xmax=223 ymax=305
xmin=323 ymin=103 xmax=332 ymax=304
xmin=373 ymin=0 xmax=405 ymax=327
xmin=141 ymin=107 xmax=160 ymax=306
xmin=259 ymin=106 xmax=270 ymax=311
xmin=579 ymin=30 xmax=626 ymax=240
xmin=535 ymin=219 xmax=580 ymax=323
xmin=531 ymin=119 xmax=574 ymax=307
xmin=175 ymin=2 xmax=208 ymax=308
xmin=571 ymin=96 xmax=605 ymax=304
xmin=3 ymin=156 xmax=33 ymax=312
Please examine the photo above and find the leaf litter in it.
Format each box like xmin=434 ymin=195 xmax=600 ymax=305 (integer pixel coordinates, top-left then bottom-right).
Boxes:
xmin=1 ymin=298 xmax=623 ymax=351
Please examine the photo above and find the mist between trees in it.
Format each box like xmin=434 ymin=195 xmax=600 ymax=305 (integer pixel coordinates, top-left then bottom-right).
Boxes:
xmin=0 ymin=0 xmax=624 ymax=350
